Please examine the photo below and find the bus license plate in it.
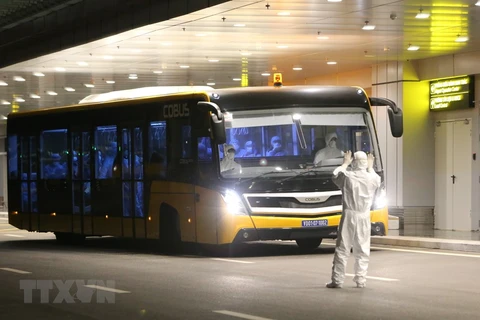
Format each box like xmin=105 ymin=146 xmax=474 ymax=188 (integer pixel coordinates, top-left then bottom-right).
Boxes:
xmin=302 ymin=220 xmax=328 ymax=227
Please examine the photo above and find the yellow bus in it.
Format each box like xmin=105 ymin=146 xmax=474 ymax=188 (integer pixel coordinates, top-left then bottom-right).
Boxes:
xmin=7 ymin=85 xmax=402 ymax=251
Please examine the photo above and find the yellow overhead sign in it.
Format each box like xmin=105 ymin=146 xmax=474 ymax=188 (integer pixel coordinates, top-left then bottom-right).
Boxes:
xmin=429 ymin=75 xmax=474 ymax=111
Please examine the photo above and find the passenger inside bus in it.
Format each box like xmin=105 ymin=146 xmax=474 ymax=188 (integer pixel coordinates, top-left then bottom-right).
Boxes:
xmin=44 ymin=153 xmax=67 ymax=179
xmin=220 ymin=144 xmax=242 ymax=173
xmin=197 ymin=141 xmax=212 ymax=161
xmin=266 ymin=136 xmax=287 ymax=156
xmin=237 ymin=140 xmax=261 ymax=157
xmin=98 ymin=142 xmax=117 ymax=179
xmin=313 ymin=132 xmax=344 ymax=165
xmin=229 ymin=138 xmax=243 ymax=157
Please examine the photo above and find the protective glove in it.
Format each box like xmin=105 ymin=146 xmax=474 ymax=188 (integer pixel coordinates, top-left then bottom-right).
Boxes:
xmin=367 ymin=153 xmax=375 ymax=171
xmin=343 ymin=150 xmax=353 ymax=166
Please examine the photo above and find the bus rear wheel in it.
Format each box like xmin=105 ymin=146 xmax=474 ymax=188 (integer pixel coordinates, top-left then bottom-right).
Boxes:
xmin=295 ymin=238 xmax=322 ymax=250
xmin=54 ymin=232 xmax=85 ymax=245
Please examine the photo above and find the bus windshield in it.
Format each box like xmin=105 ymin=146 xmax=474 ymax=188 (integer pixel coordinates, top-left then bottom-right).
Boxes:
xmin=218 ymin=107 xmax=381 ymax=179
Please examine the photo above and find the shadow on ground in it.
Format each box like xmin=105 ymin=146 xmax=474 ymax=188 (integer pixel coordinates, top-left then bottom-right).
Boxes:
xmin=0 ymin=235 xmax=338 ymax=258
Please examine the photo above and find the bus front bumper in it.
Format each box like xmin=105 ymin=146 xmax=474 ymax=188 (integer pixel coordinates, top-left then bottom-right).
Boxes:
xmin=232 ymin=222 xmax=386 ymax=243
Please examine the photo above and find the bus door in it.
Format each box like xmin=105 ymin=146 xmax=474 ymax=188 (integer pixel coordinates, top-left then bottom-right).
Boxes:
xmin=38 ymin=128 xmax=71 ymax=232
xmin=71 ymin=129 xmax=92 ymax=235
xmin=119 ymin=124 xmax=145 ymax=239
xmin=17 ymin=135 xmax=39 ymax=230
xmin=91 ymin=125 xmax=122 ymax=236
xmin=153 ymin=111 xmax=196 ymax=242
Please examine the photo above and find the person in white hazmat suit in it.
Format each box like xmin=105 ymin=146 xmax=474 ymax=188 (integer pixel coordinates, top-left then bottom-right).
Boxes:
xmin=314 ymin=132 xmax=344 ymax=165
xmin=326 ymin=150 xmax=381 ymax=289
xmin=220 ymin=144 xmax=242 ymax=173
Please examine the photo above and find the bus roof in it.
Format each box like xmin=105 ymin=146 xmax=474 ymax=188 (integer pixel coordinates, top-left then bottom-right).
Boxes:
xmin=78 ymin=86 xmax=214 ymax=104
xmin=8 ymin=85 xmax=371 ymax=119
xmin=209 ymin=86 xmax=370 ymax=112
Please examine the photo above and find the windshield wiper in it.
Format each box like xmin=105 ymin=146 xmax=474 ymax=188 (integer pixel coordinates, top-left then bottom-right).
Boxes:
xmin=235 ymin=170 xmax=295 ymax=185
xmin=279 ymin=168 xmax=331 ymax=183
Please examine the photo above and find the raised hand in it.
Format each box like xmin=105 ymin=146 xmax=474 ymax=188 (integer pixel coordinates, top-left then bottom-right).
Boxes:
xmin=343 ymin=150 xmax=353 ymax=166
xmin=367 ymin=153 xmax=375 ymax=171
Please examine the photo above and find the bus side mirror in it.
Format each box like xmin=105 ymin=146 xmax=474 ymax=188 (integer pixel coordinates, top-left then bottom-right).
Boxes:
xmin=370 ymin=97 xmax=403 ymax=138
xmin=387 ymin=107 xmax=403 ymax=138
xmin=197 ymin=101 xmax=227 ymax=144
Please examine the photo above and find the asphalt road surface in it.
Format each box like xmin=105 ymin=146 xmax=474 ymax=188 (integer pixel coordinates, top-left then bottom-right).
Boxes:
xmin=1 ymin=218 xmax=479 ymax=320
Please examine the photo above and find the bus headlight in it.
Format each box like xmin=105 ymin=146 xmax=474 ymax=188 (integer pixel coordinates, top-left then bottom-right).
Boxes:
xmin=372 ymin=187 xmax=387 ymax=210
xmin=221 ymin=189 xmax=248 ymax=215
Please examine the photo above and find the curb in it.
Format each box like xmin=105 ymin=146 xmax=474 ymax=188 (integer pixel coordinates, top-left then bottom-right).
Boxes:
xmin=371 ymin=236 xmax=480 ymax=253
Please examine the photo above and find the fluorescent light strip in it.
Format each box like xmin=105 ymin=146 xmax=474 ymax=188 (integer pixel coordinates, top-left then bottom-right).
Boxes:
xmin=416 ymin=12 xmax=430 ymax=19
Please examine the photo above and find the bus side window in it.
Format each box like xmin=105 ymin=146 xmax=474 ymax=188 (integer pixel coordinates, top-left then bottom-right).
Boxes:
xmin=94 ymin=126 xmax=117 ymax=179
xmin=7 ymin=135 xmax=18 ymax=179
xmin=40 ymin=129 xmax=68 ymax=179
xmin=197 ymin=137 xmax=212 ymax=162
xmin=182 ymin=125 xmax=192 ymax=158
xmin=147 ymin=121 xmax=167 ymax=179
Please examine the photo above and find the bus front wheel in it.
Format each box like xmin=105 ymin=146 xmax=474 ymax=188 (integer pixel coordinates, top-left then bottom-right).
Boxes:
xmin=295 ymin=238 xmax=322 ymax=250
xmin=159 ymin=204 xmax=182 ymax=254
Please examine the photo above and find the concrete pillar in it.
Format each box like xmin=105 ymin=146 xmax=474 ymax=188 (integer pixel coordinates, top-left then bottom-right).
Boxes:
xmin=372 ymin=61 xmax=435 ymax=223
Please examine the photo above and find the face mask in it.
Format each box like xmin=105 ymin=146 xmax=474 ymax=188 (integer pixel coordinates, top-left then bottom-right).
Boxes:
xmin=329 ymin=140 xmax=337 ymax=148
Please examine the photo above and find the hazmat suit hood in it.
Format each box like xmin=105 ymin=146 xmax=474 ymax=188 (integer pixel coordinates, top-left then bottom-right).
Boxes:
xmin=351 ymin=151 xmax=368 ymax=171
xmin=314 ymin=132 xmax=343 ymax=165
xmin=325 ymin=132 xmax=338 ymax=149
xmin=224 ymin=144 xmax=235 ymax=160
xmin=220 ymin=144 xmax=242 ymax=173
